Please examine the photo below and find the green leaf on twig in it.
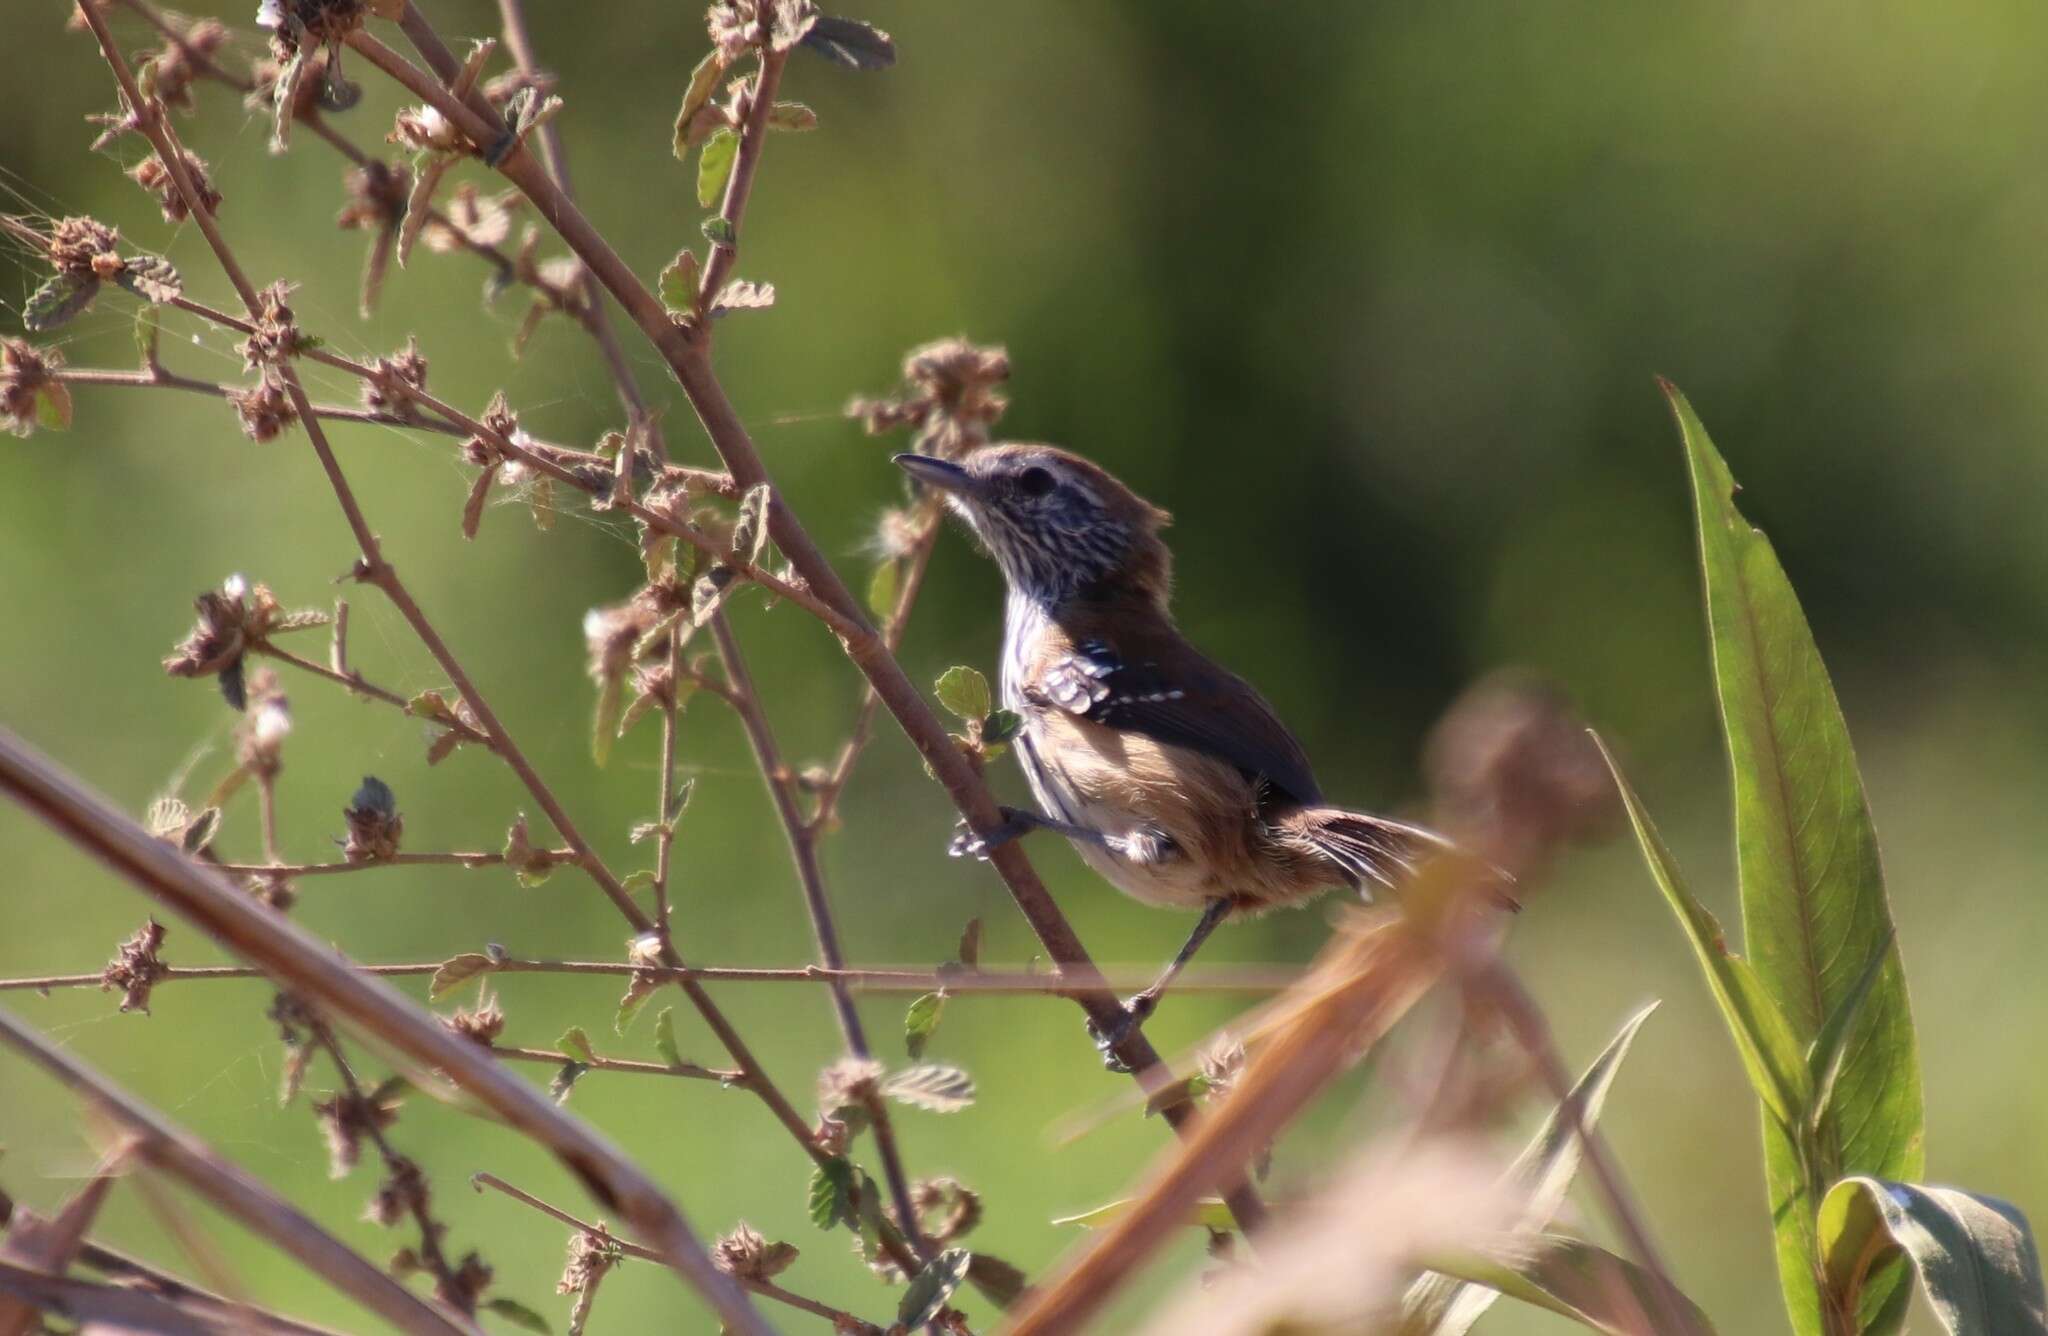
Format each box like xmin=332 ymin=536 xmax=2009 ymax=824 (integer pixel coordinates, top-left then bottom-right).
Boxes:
xmin=1053 ymin=1197 xmax=1235 ymax=1232
xmin=653 ymin=1007 xmax=682 ymax=1069
xmin=881 ymin=1064 xmax=975 ymax=1112
xmin=808 ymin=1157 xmax=857 ymax=1230
xmin=899 ymin=1249 xmax=972 ymax=1328
xmin=934 ymin=666 xmax=991 ymax=722
xmin=904 ymin=991 xmax=945 ymax=1059
xmin=657 ymin=249 xmax=700 ymax=316
xmin=482 ymin=1296 xmax=552 ymax=1333
xmin=557 ymin=1027 xmax=596 ymax=1065
xmin=697 ymin=129 xmax=738 ymax=209
xmin=429 ymin=953 xmax=498 ymax=1000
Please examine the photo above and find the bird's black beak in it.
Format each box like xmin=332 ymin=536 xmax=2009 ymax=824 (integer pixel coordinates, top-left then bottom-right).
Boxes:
xmin=894 ymin=453 xmax=978 ymax=497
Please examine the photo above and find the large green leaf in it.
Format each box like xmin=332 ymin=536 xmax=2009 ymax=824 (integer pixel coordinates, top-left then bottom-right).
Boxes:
xmin=1819 ymin=1179 xmax=2047 ymax=1335
xmin=1418 ymin=1234 xmax=1717 ymax=1336
xmin=1401 ymin=1000 xmax=1659 ymax=1334
xmin=1665 ymin=382 xmax=1924 ymax=1334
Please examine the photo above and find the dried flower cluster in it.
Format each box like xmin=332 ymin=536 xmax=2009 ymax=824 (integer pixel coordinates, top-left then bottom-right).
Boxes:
xmin=342 ymin=775 xmax=403 ymax=861
xmin=713 ymin=1221 xmax=800 ymax=1282
xmin=311 ymin=1085 xmax=401 ymax=1178
xmin=360 ymin=337 xmax=429 ymax=417
xmin=708 ymin=0 xmax=819 ymax=60
xmin=100 ymin=919 xmax=169 ymax=1013
xmin=442 ymin=994 xmax=506 ymax=1048
xmin=1 ymin=339 xmax=67 ymax=438
xmin=145 ymin=18 xmax=229 ymax=112
xmin=128 ymin=147 xmax=221 ymax=223
xmin=163 ymin=575 xmax=332 ymax=709
xmin=849 ymin=337 xmax=1010 ymax=455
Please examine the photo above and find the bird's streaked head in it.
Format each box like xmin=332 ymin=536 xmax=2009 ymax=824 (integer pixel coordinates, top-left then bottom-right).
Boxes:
xmin=894 ymin=444 xmax=1171 ymax=606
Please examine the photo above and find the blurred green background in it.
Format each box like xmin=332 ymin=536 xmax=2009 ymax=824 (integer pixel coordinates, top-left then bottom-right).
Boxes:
xmin=6 ymin=1 xmax=2048 ymax=1331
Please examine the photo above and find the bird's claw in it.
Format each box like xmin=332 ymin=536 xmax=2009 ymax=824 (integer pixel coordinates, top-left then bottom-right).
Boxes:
xmin=947 ymin=807 xmax=1037 ymax=861
xmin=947 ymin=819 xmax=992 ymax=861
xmin=1085 ymin=992 xmax=1160 ymax=1073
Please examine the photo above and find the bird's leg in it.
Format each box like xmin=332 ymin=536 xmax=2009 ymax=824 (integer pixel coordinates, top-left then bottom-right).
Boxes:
xmin=949 ymin=805 xmax=1110 ymax=860
xmin=1089 ymin=896 xmax=1232 ymax=1072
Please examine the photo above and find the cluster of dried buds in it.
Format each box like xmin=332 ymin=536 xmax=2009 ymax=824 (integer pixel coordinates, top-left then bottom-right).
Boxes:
xmin=441 ymin=994 xmax=506 ymax=1049
xmin=341 ymin=775 xmax=403 ymax=861
xmin=3 ymin=215 xmax=182 ymax=335
xmin=100 ymin=919 xmax=169 ymax=1014
xmin=712 ymin=1221 xmax=799 ymax=1282
xmin=360 ymin=337 xmax=429 ymax=419
xmin=143 ymin=17 xmax=229 ymax=113
xmin=162 ymin=574 xmax=331 ymax=710
xmin=127 ymin=146 xmax=222 ymax=223
xmin=231 ymin=282 xmax=313 ymax=441
xmin=850 ymin=337 xmax=1011 ymax=456
xmin=1 ymin=339 xmax=68 ymax=438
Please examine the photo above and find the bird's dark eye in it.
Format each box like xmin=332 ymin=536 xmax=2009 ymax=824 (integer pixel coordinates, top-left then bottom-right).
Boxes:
xmin=1017 ymin=466 xmax=1056 ymax=498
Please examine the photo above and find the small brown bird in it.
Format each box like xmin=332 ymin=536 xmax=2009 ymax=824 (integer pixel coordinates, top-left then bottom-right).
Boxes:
xmin=896 ymin=444 xmax=1457 ymax=1059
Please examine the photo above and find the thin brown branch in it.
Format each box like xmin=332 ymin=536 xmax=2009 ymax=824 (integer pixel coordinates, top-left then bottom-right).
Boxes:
xmin=209 ymin=851 xmax=535 ymax=877
xmin=709 ymin=615 xmax=929 ymax=1257
xmin=0 ymin=1006 xmax=465 ymax=1336
xmin=809 ymin=507 xmax=944 ymax=833
xmin=473 ymin=1173 xmax=887 ymax=1334
xmin=0 ymin=724 xmax=770 ymax=1334
xmin=490 ymin=1045 xmax=737 ymax=1083
xmin=110 ymin=0 xmax=252 ymax=93
xmin=51 ymin=367 xmax=437 ymax=433
xmin=300 ymin=1018 xmax=470 ymax=1311
xmin=0 ymin=957 xmax=1298 ymax=995
xmin=493 ymin=0 xmax=667 ymax=457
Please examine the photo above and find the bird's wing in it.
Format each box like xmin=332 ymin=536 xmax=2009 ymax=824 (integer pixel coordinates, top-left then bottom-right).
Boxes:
xmin=1029 ymin=635 xmax=1324 ymax=805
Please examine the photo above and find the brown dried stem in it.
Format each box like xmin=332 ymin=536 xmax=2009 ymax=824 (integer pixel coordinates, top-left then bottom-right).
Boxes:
xmin=1 ymin=958 xmax=1296 ymax=995
xmin=708 ymin=615 xmax=929 ymax=1257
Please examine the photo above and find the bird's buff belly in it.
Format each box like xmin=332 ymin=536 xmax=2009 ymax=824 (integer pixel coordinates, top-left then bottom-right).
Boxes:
xmin=1014 ymin=715 xmax=1281 ymax=910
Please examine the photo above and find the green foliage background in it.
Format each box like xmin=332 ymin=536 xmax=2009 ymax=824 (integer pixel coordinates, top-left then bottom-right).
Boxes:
xmin=5 ymin=2 xmax=2048 ymax=1330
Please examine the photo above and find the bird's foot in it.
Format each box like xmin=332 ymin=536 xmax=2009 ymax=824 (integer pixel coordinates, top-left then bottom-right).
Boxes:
xmin=1085 ymin=991 xmax=1160 ymax=1074
xmin=947 ymin=806 xmax=1037 ymax=860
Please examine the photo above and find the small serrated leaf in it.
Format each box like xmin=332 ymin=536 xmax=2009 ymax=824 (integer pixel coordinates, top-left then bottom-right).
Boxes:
xmin=767 ymin=101 xmax=818 ymax=131
xmin=898 ymin=1249 xmax=973 ymax=1329
xmin=808 ymin=1157 xmax=856 ymax=1230
xmin=24 ymin=274 xmax=98 ymax=332
xmin=35 ymin=381 xmax=72 ymax=431
xmin=691 ymin=564 xmax=736 ymax=626
xmin=701 ymin=216 xmax=735 ymax=246
xmin=731 ymin=482 xmax=772 ymax=563
xmin=710 ymin=279 xmax=775 ymax=315
xmin=672 ymin=52 xmax=726 ymax=161
xmin=558 ymin=1027 xmax=596 ymax=1064
xmin=591 ymin=671 xmax=624 ymax=768
xmin=934 ymin=666 xmax=992 ymax=722
xmin=134 ymin=304 xmax=162 ymax=367
xmin=881 ymin=1064 xmax=975 ymax=1112
xmin=800 ymin=14 xmax=896 ymax=70
xmin=696 ymin=128 xmax=738 ymax=209
xmin=549 ymin=1061 xmax=587 ymax=1104
xmin=620 ymin=869 xmax=656 ymax=895
xmin=114 ymin=254 xmax=182 ymax=303
xmin=657 ymin=249 xmax=700 ymax=315
xmin=981 ymin=708 xmax=1023 ymax=746
xmin=904 ymin=991 xmax=945 ymax=1060
xmin=430 ymin=953 xmax=498 ymax=1000
xmin=867 ymin=560 xmax=901 ymax=619
xmin=653 ymin=1007 xmax=681 ymax=1068
xmin=481 ymin=1296 xmax=552 ymax=1333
